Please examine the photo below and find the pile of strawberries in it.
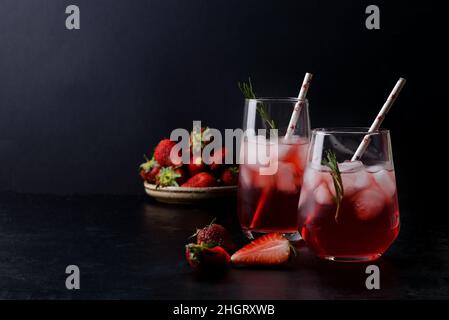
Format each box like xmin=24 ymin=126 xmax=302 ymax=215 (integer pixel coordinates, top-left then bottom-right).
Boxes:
xmin=139 ymin=127 xmax=239 ymax=188
xmin=186 ymin=220 xmax=293 ymax=272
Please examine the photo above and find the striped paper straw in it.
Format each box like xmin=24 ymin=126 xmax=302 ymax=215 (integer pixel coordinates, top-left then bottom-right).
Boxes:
xmin=284 ymin=73 xmax=313 ymax=140
xmin=351 ymin=77 xmax=406 ymax=161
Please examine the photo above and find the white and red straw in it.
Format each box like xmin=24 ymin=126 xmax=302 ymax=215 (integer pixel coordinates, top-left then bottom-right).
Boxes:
xmin=284 ymin=73 xmax=313 ymax=140
xmin=351 ymin=77 xmax=406 ymax=161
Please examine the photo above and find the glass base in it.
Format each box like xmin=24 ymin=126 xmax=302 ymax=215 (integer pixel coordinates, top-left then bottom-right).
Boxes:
xmin=243 ymin=230 xmax=302 ymax=242
xmin=320 ymin=254 xmax=381 ymax=263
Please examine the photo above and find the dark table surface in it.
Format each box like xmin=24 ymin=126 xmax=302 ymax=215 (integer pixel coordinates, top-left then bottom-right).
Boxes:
xmin=0 ymin=192 xmax=448 ymax=300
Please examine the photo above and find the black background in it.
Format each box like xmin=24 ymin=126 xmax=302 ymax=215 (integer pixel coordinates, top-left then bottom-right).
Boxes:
xmin=0 ymin=0 xmax=447 ymax=219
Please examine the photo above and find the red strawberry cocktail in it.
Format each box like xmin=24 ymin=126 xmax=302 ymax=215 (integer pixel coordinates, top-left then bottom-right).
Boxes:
xmin=236 ymin=94 xmax=311 ymax=240
xmin=298 ymin=128 xmax=400 ymax=262
xmin=238 ymin=136 xmax=309 ymax=239
xmin=299 ymin=162 xmax=399 ymax=261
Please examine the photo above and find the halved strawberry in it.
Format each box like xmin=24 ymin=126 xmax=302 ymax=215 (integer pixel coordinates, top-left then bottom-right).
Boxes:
xmin=231 ymin=233 xmax=292 ymax=266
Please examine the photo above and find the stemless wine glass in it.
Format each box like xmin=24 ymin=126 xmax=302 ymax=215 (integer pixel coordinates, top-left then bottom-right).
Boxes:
xmin=298 ymin=128 xmax=400 ymax=262
xmin=237 ymin=98 xmax=311 ymax=240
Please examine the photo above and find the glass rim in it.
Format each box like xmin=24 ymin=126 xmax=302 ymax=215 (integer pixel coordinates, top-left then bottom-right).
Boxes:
xmin=312 ymin=127 xmax=390 ymax=135
xmin=245 ymin=97 xmax=308 ymax=103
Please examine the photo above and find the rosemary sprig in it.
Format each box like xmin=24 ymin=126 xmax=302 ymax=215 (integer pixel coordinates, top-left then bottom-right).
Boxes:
xmin=322 ymin=150 xmax=344 ymax=223
xmin=238 ymin=78 xmax=276 ymax=129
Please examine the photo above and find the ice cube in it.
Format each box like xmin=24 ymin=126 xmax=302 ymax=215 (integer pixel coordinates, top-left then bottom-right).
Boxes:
xmin=276 ymin=162 xmax=299 ymax=193
xmin=297 ymin=141 xmax=309 ymax=160
xmin=323 ymin=173 xmax=336 ymax=195
xmin=352 ymin=187 xmax=385 ymax=220
xmin=260 ymin=140 xmax=277 ymax=166
xmin=373 ymin=169 xmax=397 ymax=200
xmin=314 ymin=183 xmax=334 ymax=206
xmin=365 ymin=165 xmax=385 ymax=173
xmin=277 ymin=143 xmax=291 ymax=161
xmin=240 ymin=140 xmax=256 ymax=164
xmin=341 ymin=169 xmax=371 ymax=197
xmin=253 ymin=170 xmax=276 ymax=189
xmin=338 ymin=160 xmax=363 ymax=173
xmin=302 ymin=167 xmax=322 ymax=191
xmin=282 ymin=134 xmax=300 ymax=144
xmin=239 ymin=165 xmax=254 ymax=188
xmin=243 ymin=135 xmax=272 ymax=165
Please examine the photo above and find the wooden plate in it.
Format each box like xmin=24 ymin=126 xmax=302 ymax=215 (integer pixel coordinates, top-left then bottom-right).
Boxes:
xmin=144 ymin=182 xmax=237 ymax=204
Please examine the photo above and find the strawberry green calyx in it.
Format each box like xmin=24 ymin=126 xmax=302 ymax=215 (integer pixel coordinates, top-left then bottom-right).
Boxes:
xmin=139 ymin=155 xmax=159 ymax=173
xmin=156 ymin=167 xmax=181 ymax=187
xmin=229 ymin=166 xmax=239 ymax=175
xmin=185 ymin=242 xmax=217 ymax=264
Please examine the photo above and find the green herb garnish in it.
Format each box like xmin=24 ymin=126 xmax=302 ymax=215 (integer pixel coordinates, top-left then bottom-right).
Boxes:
xmin=238 ymin=78 xmax=276 ymax=129
xmin=322 ymin=150 xmax=344 ymax=223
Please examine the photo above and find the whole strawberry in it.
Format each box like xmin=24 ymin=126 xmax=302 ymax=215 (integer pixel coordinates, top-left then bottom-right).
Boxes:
xmin=156 ymin=166 xmax=187 ymax=187
xmin=188 ymin=155 xmax=206 ymax=176
xmin=174 ymin=167 xmax=188 ymax=185
xmin=221 ymin=166 xmax=239 ymax=186
xmin=208 ymin=147 xmax=228 ymax=170
xmin=139 ymin=156 xmax=160 ymax=183
xmin=154 ymin=139 xmax=177 ymax=167
xmin=140 ymin=166 xmax=160 ymax=183
xmin=195 ymin=220 xmax=236 ymax=253
xmin=182 ymin=172 xmax=217 ymax=188
xmin=189 ymin=127 xmax=210 ymax=150
xmin=185 ymin=243 xmax=230 ymax=271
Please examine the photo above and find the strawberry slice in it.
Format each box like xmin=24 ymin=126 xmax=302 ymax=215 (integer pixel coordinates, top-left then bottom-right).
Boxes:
xmin=231 ymin=233 xmax=292 ymax=266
